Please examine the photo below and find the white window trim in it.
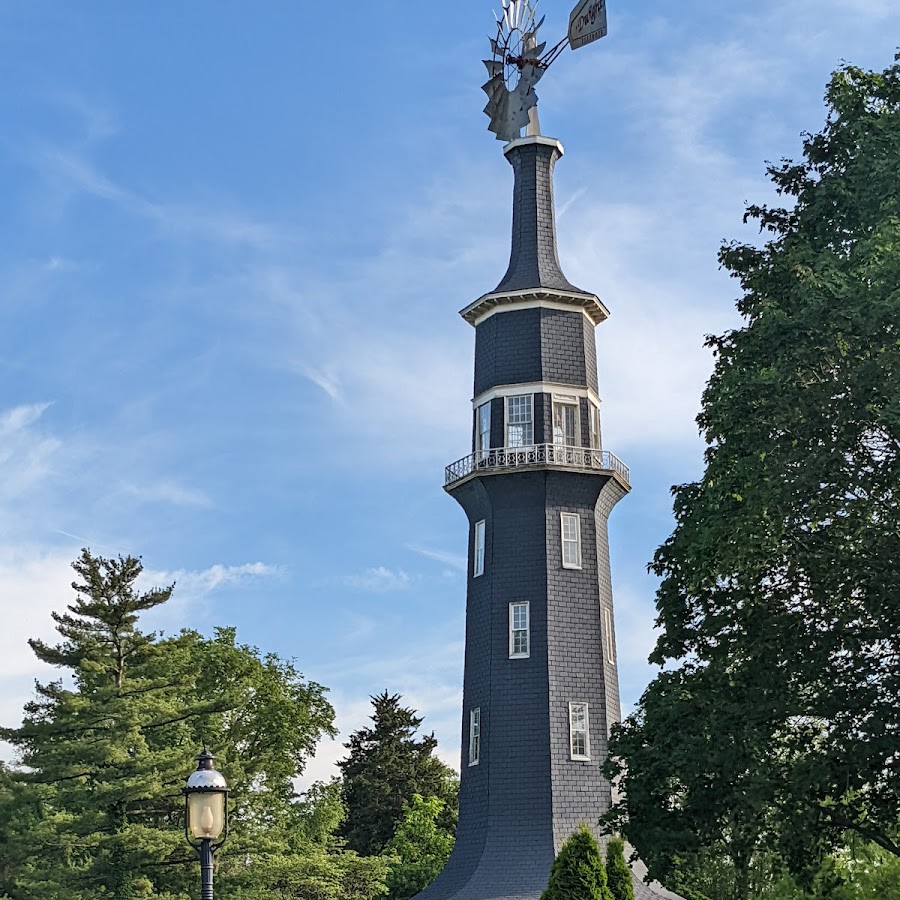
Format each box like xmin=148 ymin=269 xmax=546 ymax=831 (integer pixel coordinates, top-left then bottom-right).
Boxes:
xmin=561 ymin=512 xmax=582 ymax=569
xmin=603 ymin=606 xmax=615 ymax=664
xmin=569 ymin=702 xmax=591 ymax=761
xmin=469 ymin=708 xmax=481 ymax=766
xmin=508 ymin=601 xmax=530 ymax=659
xmin=505 ymin=394 xmax=534 ymax=448
xmin=474 ymin=520 xmax=486 ymax=578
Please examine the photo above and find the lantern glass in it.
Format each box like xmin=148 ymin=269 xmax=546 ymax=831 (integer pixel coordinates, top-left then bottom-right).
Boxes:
xmin=187 ymin=791 xmax=226 ymax=840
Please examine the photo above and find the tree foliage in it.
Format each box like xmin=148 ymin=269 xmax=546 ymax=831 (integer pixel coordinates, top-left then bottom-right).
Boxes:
xmin=605 ymin=54 xmax=900 ymax=899
xmin=338 ymin=692 xmax=457 ymax=858
xmin=381 ymin=794 xmax=454 ymax=900
xmin=0 ymin=550 xmax=387 ymax=900
xmin=541 ymin=826 xmax=613 ymax=900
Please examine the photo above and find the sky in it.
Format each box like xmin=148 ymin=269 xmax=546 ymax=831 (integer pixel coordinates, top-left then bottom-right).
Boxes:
xmin=1 ymin=0 xmax=898 ymax=786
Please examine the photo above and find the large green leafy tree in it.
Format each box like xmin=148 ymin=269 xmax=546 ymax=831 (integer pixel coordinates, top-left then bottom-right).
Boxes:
xmin=0 ymin=550 xmax=387 ymax=900
xmin=381 ymin=794 xmax=454 ymax=900
xmin=338 ymin=692 xmax=458 ymax=857
xmin=606 ymin=55 xmax=900 ymax=896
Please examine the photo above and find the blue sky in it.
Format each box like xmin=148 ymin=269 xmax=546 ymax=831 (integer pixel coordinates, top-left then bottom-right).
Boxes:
xmin=1 ymin=0 xmax=898 ymax=784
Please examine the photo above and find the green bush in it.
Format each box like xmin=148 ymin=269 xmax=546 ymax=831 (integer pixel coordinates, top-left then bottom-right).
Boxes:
xmin=605 ymin=837 xmax=634 ymax=900
xmin=541 ymin=825 xmax=613 ymax=900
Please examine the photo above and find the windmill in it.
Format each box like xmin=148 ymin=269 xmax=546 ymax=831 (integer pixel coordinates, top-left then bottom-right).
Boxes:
xmin=482 ymin=0 xmax=608 ymax=141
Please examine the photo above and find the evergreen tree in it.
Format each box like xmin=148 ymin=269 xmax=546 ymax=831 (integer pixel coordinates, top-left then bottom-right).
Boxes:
xmin=605 ymin=837 xmax=634 ymax=900
xmin=541 ymin=825 xmax=613 ymax=900
xmin=338 ymin=692 xmax=457 ymax=857
xmin=0 ymin=549 xmax=376 ymax=899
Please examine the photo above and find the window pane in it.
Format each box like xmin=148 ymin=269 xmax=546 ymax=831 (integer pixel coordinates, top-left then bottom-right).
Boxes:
xmin=603 ymin=606 xmax=614 ymax=663
xmin=474 ymin=521 xmax=485 ymax=577
xmin=562 ymin=514 xmax=581 ymax=567
xmin=510 ymin=602 xmax=530 ymax=657
xmin=507 ymin=396 xmax=533 ymax=448
xmin=478 ymin=403 xmax=491 ymax=453
xmin=570 ymin=703 xmax=589 ymax=759
xmin=590 ymin=405 xmax=600 ymax=449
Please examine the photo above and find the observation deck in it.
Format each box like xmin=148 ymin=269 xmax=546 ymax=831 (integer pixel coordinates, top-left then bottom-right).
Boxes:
xmin=444 ymin=443 xmax=630 ymax=491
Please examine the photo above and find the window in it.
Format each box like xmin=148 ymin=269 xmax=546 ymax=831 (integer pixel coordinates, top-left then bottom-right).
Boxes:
xmin=561 ymin=513 xmax=582 ymax=568
xmin=553 ymin=399 xmax=578 ymax=446
xmin=469 ymin=708 xmax=481 ymax=765
xmin=476 ymin=402 xmax=491 ymax=454
xmin=603 ymin=606 xmax=615 ymax=663
xmin=589 ymin=403 xmax=601 ymax=450
xmin=474 ymin=520 xmax=485 ymax=577
xmin=506 ymin=395 xmax=533 ymax=448
xmin=569 ymin=702 xmax=590 ymax=760
xmin=509 ymin=602 xmax=530 ymax=658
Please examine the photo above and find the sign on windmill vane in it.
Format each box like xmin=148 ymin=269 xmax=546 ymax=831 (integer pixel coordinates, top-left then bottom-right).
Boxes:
xmin=568 ymin=0 xmax=608 ymax=49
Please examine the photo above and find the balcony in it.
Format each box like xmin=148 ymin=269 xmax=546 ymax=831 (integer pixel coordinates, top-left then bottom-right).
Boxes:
xmin=444 ymin=444 xmax=630 ymax=490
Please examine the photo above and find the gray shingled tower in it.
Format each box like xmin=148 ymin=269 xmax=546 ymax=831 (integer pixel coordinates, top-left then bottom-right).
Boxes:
xmin=416 ymin=135 xmax=683 ymax=900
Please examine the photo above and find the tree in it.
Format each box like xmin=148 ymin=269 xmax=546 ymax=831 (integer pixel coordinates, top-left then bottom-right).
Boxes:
xmin=541 ymin=825 xmax=613 ymax=900
xmin=381 ymin=794 xmax=454 ymax=900
xmin=606 ymin=54 xmax=900 ymax=895
xmin=0 ymin=549 xmax=387 ymax=900
xmin=338 ymin=692 xmax=458 ymax=857
xmin=605 ymin=838 xmax=634 ymax=900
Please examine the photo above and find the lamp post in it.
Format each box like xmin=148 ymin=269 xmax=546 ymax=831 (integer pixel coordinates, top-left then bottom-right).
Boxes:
xmin=184 ymin=749 xmax=229 ymax=900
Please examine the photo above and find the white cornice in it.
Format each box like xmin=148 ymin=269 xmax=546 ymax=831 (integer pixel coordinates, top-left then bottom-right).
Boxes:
xmin=459 ymin=289 xmax=610 ymax=328
xmin=472 ymin=382 xmax=602 ymax=410
xmin=503 ymin=135 xmax=565 ymax=156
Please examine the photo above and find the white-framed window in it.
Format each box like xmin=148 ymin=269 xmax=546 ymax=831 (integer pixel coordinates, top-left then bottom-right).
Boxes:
xmin=476 ymin=402 xmax=491 ymax=454
xmin=561 ymin=513 xmax=582 ymax=569
xmin=589 ymin=403 xmax=601 ymax=449
xmin=552 ymin=398 xmax=578 ymax=446
xmin=474 ymin=520 xmax=486 ymax=577
xmin=509 ymin=601 xmax=530 ymax=658
xmin=469 ymin=708 xmax=481 ymax=766
xmin=603 ymin=606 xmax=615 ymax=664
xmin=506 ymin=395 xmax=533 ymax=448
xmin=569 ymin=702 xmax=590 ymax=760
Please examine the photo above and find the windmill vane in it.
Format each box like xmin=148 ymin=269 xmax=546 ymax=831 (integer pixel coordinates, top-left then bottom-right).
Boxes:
xmin=481 ymin=0 xmax=608 ymax=141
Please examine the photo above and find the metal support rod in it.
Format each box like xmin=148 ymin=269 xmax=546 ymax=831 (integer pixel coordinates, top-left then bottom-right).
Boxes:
xmin=200 ymin=839 xmax=214 ymax=900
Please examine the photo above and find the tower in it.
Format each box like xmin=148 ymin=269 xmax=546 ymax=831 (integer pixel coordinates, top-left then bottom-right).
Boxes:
xmin=415 ymin=135 xmax=683 ymax=900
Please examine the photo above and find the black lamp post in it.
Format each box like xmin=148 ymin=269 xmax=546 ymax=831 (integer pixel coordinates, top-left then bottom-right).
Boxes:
xmin=184 ymin=749 xmax=229 ymax=900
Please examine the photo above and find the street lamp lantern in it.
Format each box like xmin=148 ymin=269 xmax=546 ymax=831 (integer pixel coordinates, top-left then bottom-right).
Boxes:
xmin=184 ymin=749 xmax=229 ymax=900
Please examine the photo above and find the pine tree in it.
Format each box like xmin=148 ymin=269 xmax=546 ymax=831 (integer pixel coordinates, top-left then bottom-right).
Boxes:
xmin=0 ymin=549 xmax=341 ymax=899
xmin=338 ymin=691 xmax=458 ymax=857
xmin=605 ymin=837 xmax=634 ymax=900
xmin=541 ymin=825 xmax=613 ymax=900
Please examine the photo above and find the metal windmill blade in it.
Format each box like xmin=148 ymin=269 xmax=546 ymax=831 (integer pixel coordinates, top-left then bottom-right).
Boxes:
xmin=482 ymin=0 xmax=545 ymax=140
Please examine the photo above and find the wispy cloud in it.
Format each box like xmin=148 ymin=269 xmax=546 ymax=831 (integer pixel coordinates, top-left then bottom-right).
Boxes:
xmin=337 ymin=567 xmax=412 ymax=593
xmin=34 ymin=144 xmax=286 ymax=251
xmin=408 ymin=545 xmax=467 ymax=572
xmin=121 ymin=480 xmax=213 ymax=509
xmin=143 ymin=562 xmax=281 ymax=602
xmin=301 ymin=366 xmax=344 ymax=404
xmin=0 ymin=402 xmax=62 ymax=501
